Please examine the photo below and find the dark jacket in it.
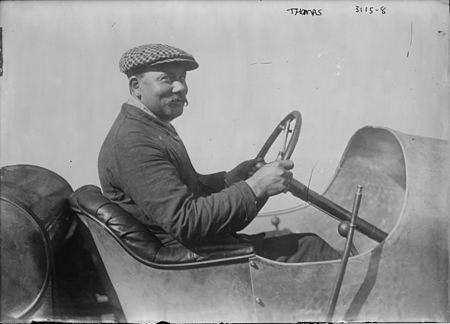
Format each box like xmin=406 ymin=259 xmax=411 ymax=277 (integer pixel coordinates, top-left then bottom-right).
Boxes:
xmin=98 ymin=103 xmax=259 ymax=248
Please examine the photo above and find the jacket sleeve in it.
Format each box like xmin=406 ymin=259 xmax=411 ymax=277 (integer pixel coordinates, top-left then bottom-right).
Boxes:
xmin=197 ymin=172 xmax=227 ymax=195
xmin=116 ymin=131 xmax=259 ymax=247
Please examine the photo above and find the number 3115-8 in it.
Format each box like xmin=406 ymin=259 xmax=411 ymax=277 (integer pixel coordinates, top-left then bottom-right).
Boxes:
xmin=355 ymin=5 xmax=386 ymax=14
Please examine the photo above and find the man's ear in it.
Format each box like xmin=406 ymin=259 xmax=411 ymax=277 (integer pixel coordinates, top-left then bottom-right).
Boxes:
xmin=129 ymin=76 xmax=141 ymax=97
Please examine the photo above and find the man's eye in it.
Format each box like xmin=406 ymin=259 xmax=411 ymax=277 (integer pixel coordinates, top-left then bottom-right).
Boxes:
xmin=161 ymin=74 xmax=185 ymax=83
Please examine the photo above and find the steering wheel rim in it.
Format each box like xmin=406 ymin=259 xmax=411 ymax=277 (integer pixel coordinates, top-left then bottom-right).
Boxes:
xmin=256 ymin=111 xmax=302 ymax=161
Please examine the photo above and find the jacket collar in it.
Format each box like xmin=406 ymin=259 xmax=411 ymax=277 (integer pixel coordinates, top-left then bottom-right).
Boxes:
xmin=121 ymin=102 xmax=180 ymax=138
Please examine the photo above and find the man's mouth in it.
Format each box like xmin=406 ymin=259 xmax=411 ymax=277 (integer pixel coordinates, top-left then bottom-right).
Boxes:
xmin=169 ymin=98 xmax=186 ymax=107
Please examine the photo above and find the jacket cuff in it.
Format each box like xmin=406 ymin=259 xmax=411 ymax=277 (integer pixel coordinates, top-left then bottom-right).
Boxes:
xmin=232 ymin=181 xmax=258 ymax=225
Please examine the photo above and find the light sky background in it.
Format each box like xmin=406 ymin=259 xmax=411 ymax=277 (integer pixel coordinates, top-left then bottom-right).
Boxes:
xmin=0 ymin=0 xmax=448 ymax=213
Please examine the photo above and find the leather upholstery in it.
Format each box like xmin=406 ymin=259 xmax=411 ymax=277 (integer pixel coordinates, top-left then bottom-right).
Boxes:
xmin=70 ymin=185 xmax=254 ymax=265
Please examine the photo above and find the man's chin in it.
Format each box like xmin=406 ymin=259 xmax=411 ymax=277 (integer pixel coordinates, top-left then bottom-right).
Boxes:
xmin=165 ymin=105 xmax=184 ymax=121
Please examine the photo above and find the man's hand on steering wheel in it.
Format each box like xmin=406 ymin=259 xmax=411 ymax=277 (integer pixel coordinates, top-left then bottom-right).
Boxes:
xmin=225 ymin=111 xmax=299 ymax=199
xmin=245 ymin=160 xmax=294 ymax=199
xmin=225 ymin=157 xmax=265 ymax=185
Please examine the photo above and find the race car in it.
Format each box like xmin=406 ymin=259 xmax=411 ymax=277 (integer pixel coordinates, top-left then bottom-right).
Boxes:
xmin=2 ymin=112 xmax=448 ymax=322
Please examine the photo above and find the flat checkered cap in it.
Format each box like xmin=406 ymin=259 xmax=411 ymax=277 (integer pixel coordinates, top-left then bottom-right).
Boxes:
xmin=119 ymin=44 xmax=199 ymax=77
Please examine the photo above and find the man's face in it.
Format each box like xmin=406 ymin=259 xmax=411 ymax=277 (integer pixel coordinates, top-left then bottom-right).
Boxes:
xmin=135 ymin=64 xmax=188 ymax=122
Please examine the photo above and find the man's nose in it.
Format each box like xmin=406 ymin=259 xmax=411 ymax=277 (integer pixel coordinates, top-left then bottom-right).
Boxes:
xmin=172 ymin=81 xmax=187 ymax=94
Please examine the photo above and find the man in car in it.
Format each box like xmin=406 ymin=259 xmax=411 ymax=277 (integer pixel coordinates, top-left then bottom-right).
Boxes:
xmin=98 ymin=43 xmax=340 ymax=262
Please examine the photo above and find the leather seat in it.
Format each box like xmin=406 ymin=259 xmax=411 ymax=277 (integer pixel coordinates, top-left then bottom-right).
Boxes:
xmin=69 ymin=185 xmax=254 ymax=265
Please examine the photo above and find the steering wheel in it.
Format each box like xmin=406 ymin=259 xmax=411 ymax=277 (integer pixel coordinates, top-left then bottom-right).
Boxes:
xmin=256 ymin=111 xmax=302 ymax=161
xmin=254 ymin=110 xmax=388 ymax=243
xmin=255 ymin=110 xmax=387 ymax=243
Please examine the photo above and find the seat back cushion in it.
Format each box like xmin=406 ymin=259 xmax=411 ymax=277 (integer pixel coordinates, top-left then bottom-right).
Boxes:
xmin=70 ymin=185 xmax=254 ymax=265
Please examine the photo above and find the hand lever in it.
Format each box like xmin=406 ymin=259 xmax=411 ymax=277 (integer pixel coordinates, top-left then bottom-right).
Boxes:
xmin=326 ymin=185 xmax=363 ymax=321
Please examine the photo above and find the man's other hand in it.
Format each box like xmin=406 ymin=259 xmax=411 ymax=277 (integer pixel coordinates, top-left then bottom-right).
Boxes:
xmin=225 ymin=157 xmax=264 ymax=185
xmin=245 ymin=160 xmax=294 ymax=199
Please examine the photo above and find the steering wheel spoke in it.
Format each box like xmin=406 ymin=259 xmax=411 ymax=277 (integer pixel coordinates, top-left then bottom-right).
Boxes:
xmin=257 ymin=111 xmax=302 ymax=161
